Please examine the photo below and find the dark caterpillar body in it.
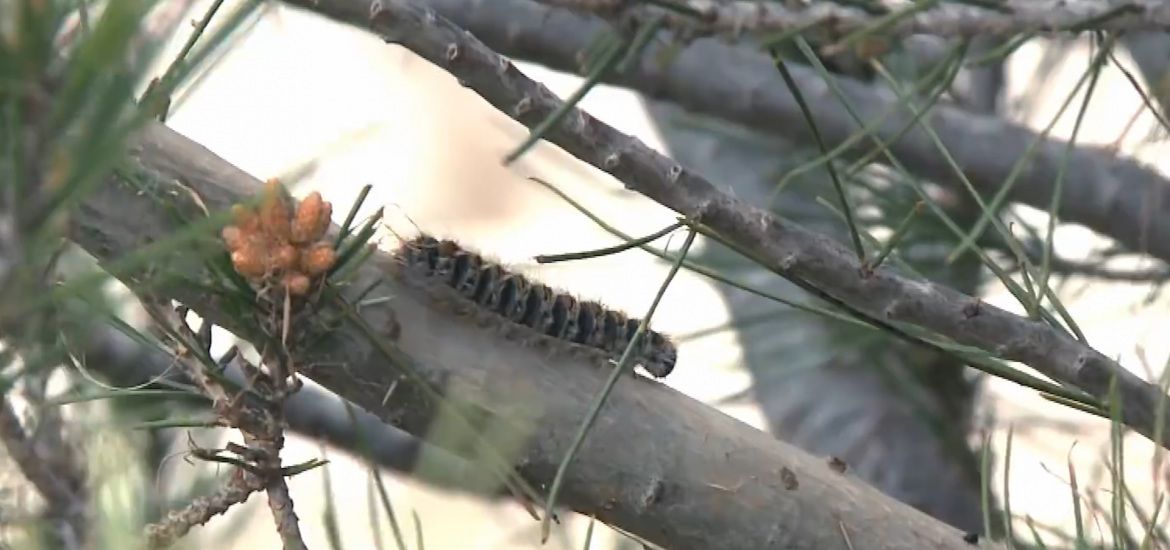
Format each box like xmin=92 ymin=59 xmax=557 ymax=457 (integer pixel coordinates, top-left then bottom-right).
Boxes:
xmin=396 ymin=235 xmax=677 ymax=378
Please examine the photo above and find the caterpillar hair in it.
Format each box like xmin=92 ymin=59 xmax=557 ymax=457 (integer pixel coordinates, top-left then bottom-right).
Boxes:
xmin=390 ymin=235 xmax=677 ymax=378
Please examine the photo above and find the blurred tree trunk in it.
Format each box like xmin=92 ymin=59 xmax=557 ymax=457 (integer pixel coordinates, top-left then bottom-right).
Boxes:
xmin=1121 ymin=33 xmax=1170 ymax=132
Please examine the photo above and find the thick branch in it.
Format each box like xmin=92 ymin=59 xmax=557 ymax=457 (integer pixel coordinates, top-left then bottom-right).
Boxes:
xmin=539 ymin=0 xmax=1170 ymax=38
xmin=70 ymin=121 xmax=992 ymax=549
xmin=285 ymin=0 xmax=1170 ymax=265
xmin=76 ymin=321 xmax=488 ymax=490
xmin=317 ymin=0 xmax=1170 ymax=448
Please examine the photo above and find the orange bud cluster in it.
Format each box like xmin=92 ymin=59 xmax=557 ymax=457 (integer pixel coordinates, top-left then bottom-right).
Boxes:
xmin=221 ymin=179 xmax=336 ymax=296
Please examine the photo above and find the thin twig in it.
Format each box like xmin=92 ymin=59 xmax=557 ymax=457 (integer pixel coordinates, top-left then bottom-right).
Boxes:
xmin=535 ymin=220 xmax=683 ymax=263
xmin=245 ymin=432 xmax=308 ymax=550
xmin=144 ymin=468 xmax=266 ymax=549
xmin=137 ymin=300 xmax=310 ymax=549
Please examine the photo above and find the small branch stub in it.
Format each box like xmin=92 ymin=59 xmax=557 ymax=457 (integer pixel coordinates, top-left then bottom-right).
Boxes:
xmin=603 ymin=151 xmax=621 ymax=170
xmin=514 ymin=96 xmax=533 ymax=116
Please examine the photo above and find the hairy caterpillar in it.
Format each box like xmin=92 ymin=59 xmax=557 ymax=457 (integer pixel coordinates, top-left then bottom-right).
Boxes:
xmin=391 ymin=235 xmax=677 ymax=378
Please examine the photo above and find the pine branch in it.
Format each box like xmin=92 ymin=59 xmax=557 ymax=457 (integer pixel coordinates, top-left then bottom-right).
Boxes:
xmin=284 ymin=0 xmax=1170 ymax=265
xmin=289 ymin=0 xmax=1170 ymax=449
xmin=70 ymin=121 xmax=993 ymax=549
xmin=538 ymin=0 xmax=1170 ymax=38
xmin=76 ymin=321 xmax=501 ymax=494
xmin=145 ymin=468 xmax=266 ymax=549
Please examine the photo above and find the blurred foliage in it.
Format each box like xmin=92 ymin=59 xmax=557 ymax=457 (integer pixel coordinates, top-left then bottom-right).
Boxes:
xmin=0 ymin=0 xmax=264 ymax=547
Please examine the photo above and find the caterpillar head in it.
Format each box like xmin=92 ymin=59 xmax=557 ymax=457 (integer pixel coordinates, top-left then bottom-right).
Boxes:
xmin=640 ymin=332 xmax=677 ymax=378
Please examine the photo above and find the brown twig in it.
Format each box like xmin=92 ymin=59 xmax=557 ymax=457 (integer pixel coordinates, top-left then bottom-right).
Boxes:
xmin=137 ymin=300 xmax=310 ymax=549
xmin=144 ymin=468 xmax=267 ymax=548
xmin=342 ymin=0 xmax=1170 ymax=448
xmin=244 ymin=431 xmax=308 ymax=550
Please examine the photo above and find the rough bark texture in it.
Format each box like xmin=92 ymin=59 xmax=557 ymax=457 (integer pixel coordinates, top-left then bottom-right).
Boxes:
xmin=302 ymin=0 xmax=1169 ymax=448
xmin=645 ymin=95 xmax=986 ymax=532
xmin=638 ymin=35 xmax=1005 ymax=532
xmin=68 ymin=121 xmax=994 ymax=549
xmin=538 ymin=0 xmax=1170 ymax=37
xmin=284 ymin=0 xmax=1170 ymax=266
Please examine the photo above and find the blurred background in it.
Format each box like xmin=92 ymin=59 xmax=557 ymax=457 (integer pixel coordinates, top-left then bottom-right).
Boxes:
xmin=6 ymin=0 xmax=1170 ymax=548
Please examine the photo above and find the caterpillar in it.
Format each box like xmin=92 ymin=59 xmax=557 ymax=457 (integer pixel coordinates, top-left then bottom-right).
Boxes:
xmin=391 ymin=235 xmax=677 ymax=378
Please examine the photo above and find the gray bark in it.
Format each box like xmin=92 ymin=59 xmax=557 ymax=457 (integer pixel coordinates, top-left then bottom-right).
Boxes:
xmin=537 ymin=0 xmax=1170 ymax=37
xmin=328 ymin=0 xmax=1170 ymax=448
xmin=288 ymin=0 xmax=1170 ymax=265
xmin=644 ymin=98 xmax=985 ymax=532
xmin=639 ymin=34 xmax=1006 ymax=532
xmin=67 ymin=121 xmax=994 ymax=549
